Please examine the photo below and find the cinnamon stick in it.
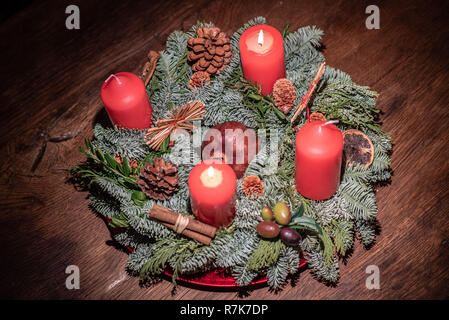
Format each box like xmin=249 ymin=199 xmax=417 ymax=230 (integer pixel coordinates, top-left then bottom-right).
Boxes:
xmin=149 ymin=204 xmax=217 ymax=238
xmin=291 ymin=62 xmax=326 ymax=123
xmin=141 ymin=50 xmax=160 ymax=86
xmin=160 ymin=222 xmax=212 ymax=245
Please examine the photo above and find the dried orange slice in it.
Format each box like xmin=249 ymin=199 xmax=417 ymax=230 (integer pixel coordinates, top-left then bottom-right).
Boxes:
xmin=342 ymin=129 xmax=374 ymax=167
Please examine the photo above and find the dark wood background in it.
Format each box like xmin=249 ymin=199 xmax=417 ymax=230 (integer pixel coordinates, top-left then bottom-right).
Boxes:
xmin=1 ymin=0 xmax=448 ymax=300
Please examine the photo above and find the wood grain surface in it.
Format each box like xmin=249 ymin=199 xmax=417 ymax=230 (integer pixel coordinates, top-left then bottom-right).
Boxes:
xmin=1 ymin=0 xmax=448 ymax=300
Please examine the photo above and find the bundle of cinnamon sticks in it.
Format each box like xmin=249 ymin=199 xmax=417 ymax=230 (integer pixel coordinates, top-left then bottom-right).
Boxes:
xmin=148 ymin=204 xmax=217 ymax=245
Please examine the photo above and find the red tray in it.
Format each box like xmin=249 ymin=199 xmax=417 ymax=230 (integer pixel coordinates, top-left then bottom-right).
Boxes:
xmin=125 ymin=245 xmax=306 ymax=288
xmin=107 ymin=219 xmax=307 ymax=288
xmin=163 ymin=259 xmax=307 ymax=288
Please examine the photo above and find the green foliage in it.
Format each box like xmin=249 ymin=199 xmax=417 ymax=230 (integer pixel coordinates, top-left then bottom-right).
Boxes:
xmin=93 ymin=124 xmax=150 ymax=161
xmin=140 ymin=238 xmax=199 ymax=283
xmin=320 ymin=228 xmax=335 ymax=267
xmin=75 ymin=137 xmax=139 ymax=189
xmin=332 ymin=220 xmax=354 ymax=256
xmin=229 ymin=75 xmax=288 ymax=128
xmin=267 ymin=246 xmax=300 ymax=289
xmin=71 ymin=17 xmax=392 ymax=290
xmin=247 ymin=239 xmax=285 ymax=271
xmin=313 ymin=81 xmax=384 ymax=134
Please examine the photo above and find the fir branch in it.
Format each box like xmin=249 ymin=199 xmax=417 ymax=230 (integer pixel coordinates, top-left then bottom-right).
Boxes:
xmin=247 ymin=239 xmax=285 ymax=271
xmin=93 ymin=124 xmax=150 ymax=161
xmin=284 ymin=25 xmax=324 ymax=60
xmin=320 ymin=227 xmax=335 ymax=267
xmin=338 ymin=180 xmax=377 ymax=221
xmin=331 ymin=220 xmax=354 ymax=257
xmin=89 ymin=196 xmax=120 ymax=219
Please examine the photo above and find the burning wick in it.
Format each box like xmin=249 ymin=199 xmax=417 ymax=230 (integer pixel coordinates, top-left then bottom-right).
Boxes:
xmin=207 ymin=166 xmax=214 ymax=177
xmin=201 ymin=165 xmax=222 ymax=187
xmin=258 ymin=29 xmax=264 ymax=46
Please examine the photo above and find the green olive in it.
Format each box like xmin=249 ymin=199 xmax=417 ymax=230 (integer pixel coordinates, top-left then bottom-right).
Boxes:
xmin=273 ymin=201 xmax=291 ymax=225
xmin=261 ymin=206 xmax=274 ymax=221
xmin=256 ymin=221 xmax=280 ymax=239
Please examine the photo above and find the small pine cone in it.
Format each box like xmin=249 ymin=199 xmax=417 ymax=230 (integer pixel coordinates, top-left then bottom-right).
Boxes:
xmin=242 ymin=175 xmax=264 ymax=199
xmin=309 ymin=112 xmax=327 ymax=122
xmin=189 ymin=71 xmax=210 ymax=89
xmin=137 ymin=158 xmax=179 ymax=200
xmin=273 ymin=78 xmax=296 ymax=114
xmin=187 ymin=26 xmax=232 ymax=76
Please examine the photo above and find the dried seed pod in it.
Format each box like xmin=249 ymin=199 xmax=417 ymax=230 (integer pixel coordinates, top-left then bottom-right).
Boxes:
xmin=189 ymin=71 xmax=210 ymax=89
xmin=273 ymin=78 xmax=296 ymax=114
xmin=242 ymin=175 xmax=264 ymax=198
xmin=309 ymin=112 xmax=327 ymax=122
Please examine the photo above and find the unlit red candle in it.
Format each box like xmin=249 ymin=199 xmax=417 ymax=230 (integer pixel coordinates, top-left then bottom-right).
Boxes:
xmin=100 ymin=72 xmax=152 ymax=130
xmin=188 ymin=161 xmax=237 ymax=228
xmin=239 ymin=25 xmax=286 ymax=95
xmin=295 ymin=121 xmax=343 ymax=200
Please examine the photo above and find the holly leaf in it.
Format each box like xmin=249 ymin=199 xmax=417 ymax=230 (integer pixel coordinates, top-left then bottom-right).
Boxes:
xmin=104 ymin=153 xmax=119 ymax=170
xmin=142 ymin=153 xmax=156 ymax=165
xmin=249 ymin=93 xmax=262 ymax=101
xmin=132 ymin=190 xmax=147 ymax=207
xmin=109 ymin=213 xmax=129 ymax=228
xmin=291 ymin=204 xmax=304 ymax=219
xmin=122 ymin=157 xmax=131 ymax=176
xmin=78 ymin=146 xmax=89 ymax=157
xmin=289 ymin=216 xmax=323 ymax=235
xmin=96 ymin=148 xmax=105 ymax=163
xmin=272 ymin=106 xmax=287 ymax=121
xmin=159 ymin=137 xmax=170 ymax=152
xmin=84 ymin=138 xmax=94 ymax=153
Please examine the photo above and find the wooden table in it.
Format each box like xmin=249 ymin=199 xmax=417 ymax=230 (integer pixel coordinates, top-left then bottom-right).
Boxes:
xmin=1 ymin=0 xmax=448 ymax=300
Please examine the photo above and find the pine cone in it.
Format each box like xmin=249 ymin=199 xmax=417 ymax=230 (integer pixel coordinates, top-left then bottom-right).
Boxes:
xmin=137 ymin=158 xmax=179 ymax=200
xmin=273 ymin=78 xmax=296 ymax=114
xmin=189 ymin=71 xmax=210 ymax=89
xmin=242 ymin=175 xmax=264 ymax=198
xmin=187 ymin=27 xmax=232 ymax=76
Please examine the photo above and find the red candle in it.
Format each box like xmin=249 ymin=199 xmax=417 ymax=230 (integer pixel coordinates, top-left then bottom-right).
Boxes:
xmin=295 ymin=121 xmax=343 ymax=200
xmin=239 ymin=25 xmax=286 ymax=95
xmin=100 ymin=72 xmax=152 ymax=129
xmin=188 ymin=161 xmax=237 ymax=228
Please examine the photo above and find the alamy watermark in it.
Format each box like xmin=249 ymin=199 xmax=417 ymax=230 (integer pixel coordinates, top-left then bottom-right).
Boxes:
xmin=65 ymin=5 xmax=80 ymax=30
xmin=65 ymin=265 xmax=80 ymax=290
xmin=365 ymin=5 xmax=380 ymax=29
xmin=365 ymin=264 xmax=380 ymax=289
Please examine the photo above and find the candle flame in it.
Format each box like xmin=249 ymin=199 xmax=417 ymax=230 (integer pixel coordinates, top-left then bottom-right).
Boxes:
xmin=258 ymin=29 xmax=264 ymax=46
xmin=207 ymin=166 xmax=214 ymax=177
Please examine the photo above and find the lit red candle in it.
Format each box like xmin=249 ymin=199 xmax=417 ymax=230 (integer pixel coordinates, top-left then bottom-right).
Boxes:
xmin=188 ymin=161 xmax=237 ymax=228
xmin=239 ymin=25 xmax=286 ymax=95
xmin=100 ymin=72 xmax=152 ymax=129
xmin=295 ymin=120 xmax=343 ymax=200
